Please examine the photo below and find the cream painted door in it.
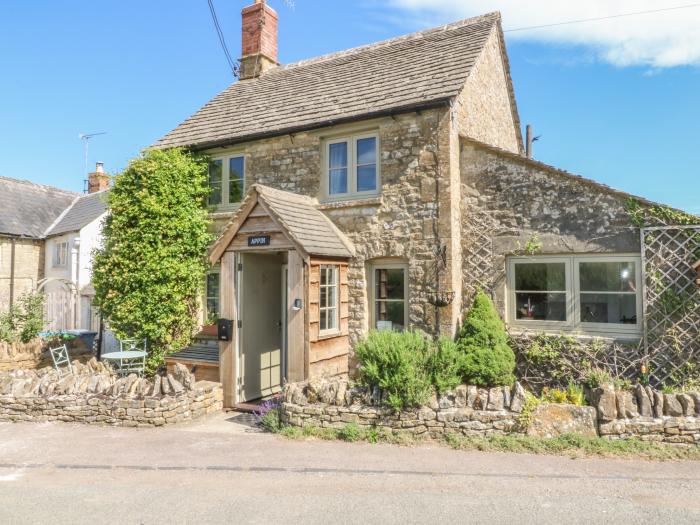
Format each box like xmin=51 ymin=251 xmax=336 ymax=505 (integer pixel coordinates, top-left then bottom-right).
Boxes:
xmin=240 ymin=253 xmax=283 ymax=401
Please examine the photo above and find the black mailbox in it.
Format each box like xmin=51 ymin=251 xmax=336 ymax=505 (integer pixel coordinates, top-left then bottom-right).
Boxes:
xmin=217 ymin=318 xmax=233 ymax=341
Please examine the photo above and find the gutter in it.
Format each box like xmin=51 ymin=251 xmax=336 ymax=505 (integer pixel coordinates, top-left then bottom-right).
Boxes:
xmin=155 ymin=99 xmax=453 ymax=152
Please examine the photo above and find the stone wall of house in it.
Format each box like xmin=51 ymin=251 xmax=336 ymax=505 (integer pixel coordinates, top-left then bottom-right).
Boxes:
xmin=455 ymin=28 xmax=520 ymax=154
xmin=459 ymin=137 xmax=640 ymax=313
xmin=592 ymin=383 xmax=700 ymax=445
xmin=0 ymin=237 xmax=44 ymax=312
xmin=0 ymin=360 xmax=222 ymax=426
xmin=206 ymin=110 xmax=456 ymax=348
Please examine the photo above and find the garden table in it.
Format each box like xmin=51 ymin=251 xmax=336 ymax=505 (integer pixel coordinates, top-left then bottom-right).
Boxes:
xmin=101 ymin=350 xmax=147 ymax=377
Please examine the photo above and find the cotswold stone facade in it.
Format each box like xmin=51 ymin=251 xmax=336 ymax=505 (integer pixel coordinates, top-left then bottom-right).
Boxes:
xmin=159 ymin=8 xmax=684 ymax=405
xmin=460 ymin=138 xmax=641 ymax=315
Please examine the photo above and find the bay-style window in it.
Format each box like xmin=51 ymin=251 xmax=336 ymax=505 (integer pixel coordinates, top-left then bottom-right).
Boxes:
xmin=208 ymin=155 xmax=245 ymax=207
xmin=371 ymin=262 xmax=408 ymax=331
xmin=507 ymin=255 xmax=642 ymax=336
xmin=325 ymin=133 xmax=379 ymax=199
xmin=53 ymin=241 xmax=68 ymax=267
xmin=319 ymin=265 xmax=339 ymax=334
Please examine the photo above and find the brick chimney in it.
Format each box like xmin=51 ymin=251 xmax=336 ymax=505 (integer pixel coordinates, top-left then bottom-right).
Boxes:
xmin=239 ymin=0 xmax=279 ymax=80
xmin=87 ymin=162 xmax=109 ymax=193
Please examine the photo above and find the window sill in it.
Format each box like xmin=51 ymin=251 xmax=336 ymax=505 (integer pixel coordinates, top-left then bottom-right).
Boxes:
xmin=318 ymin=330 xmax=344 ymax=341
xmin=318 ymin=196 xmax=382 ymax=210
xmin=507 ymin=325 xmax=642 ymax=342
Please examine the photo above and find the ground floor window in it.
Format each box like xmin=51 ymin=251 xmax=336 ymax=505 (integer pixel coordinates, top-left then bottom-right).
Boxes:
xmin=507 ymin=255 xmax=642 ymax=336
xmin=205 ymin=269 xmax=220 ymax=324
xmin=319 ymin=265 xmax=339 ymax=334
xmin=371 ymin=262 xmax=408 ymax=331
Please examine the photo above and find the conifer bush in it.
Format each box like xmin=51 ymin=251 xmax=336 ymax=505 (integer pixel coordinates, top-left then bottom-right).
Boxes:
xmin=457 ymin=291 xmax=516 ymax=387
xmin=428 ymin=337 xmax=463 ymax=395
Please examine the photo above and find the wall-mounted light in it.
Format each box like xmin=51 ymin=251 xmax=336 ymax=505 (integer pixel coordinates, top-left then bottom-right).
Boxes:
xmin=292 ymin=298 xmax=303 ymax=311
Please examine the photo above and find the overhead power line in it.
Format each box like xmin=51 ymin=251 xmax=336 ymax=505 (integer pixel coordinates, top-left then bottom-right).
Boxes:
xmin=207 ymin=0 xmax=238 ymax=77
xmin=504 ymin=3 xmax=700 ymax=33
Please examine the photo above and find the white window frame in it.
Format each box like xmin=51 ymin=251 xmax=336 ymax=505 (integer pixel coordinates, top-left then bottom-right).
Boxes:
xmin=323 ymin=132 xmax=380 ymax=201
xmin=208 ymin=154 xmax=246 ymax=209
xmin=204 ymin=266 xmax=221 ymax=324
xmin=53 ymin=241 xmax=68 ymax=268
xmin=369 ymin=261 xmax=409 ymax=332
xmin=506 ymin=254 xmax=643 ymax=337
xmin=319 ymin=265 xmax=340 ymax=336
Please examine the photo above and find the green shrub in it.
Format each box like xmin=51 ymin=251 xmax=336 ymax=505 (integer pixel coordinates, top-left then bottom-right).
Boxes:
xmin=583 ymin=368 xmax=613 ymax=389
xmin=92 ymin=148 xmax=212 ymax=375
xmin=338 ymin=423 xmax=361 ymax=442
xmin=457 ymin=292 xmax=515 ymax=387
xmin=355 ymin=330 xmax=433 ymax=411
xmin=427 ymin=337 xmax=463 ymax=395
xmin=0 ymin=292 xmax=45 ymax=344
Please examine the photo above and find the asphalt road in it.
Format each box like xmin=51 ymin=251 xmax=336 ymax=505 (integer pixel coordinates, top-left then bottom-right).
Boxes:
xmin=1 ymin=412 xmax=699 ymax=524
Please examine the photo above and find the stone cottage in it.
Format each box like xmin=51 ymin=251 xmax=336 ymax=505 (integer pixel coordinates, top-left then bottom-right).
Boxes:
xmin=157 ymin=2 xmax=662 ymax=407
xmin=0 ymin=165 xmax=109 ymax=332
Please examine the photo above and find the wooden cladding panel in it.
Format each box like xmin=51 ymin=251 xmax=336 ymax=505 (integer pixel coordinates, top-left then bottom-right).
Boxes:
xmin=237 ymin=216 xmax=280 ymax=234
xmin=309 ymin=353 xmax=349 ymax=379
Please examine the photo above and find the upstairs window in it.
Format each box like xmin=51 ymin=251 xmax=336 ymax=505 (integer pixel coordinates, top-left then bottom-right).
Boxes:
xmin=53 ymin=241 xmax=68 ymax=267
xmin=325 ymin=134 xmax=379 ymax=200
xmin=208 ymin=155 xmax=245 ymax=207
xmin=507 ymin=255 xmax=642 ymax=336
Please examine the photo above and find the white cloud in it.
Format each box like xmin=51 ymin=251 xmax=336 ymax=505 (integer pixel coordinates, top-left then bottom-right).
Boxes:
xmin=386 ymin=1 xmax=700 ymax=67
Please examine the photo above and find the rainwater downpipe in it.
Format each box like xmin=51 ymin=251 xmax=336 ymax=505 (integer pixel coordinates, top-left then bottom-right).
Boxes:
xmin=9 ymin=237 xmax=16 ymax=309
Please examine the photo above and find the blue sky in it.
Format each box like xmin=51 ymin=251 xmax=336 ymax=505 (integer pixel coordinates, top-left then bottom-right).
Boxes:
xmin=1 ymin=1 xmax=698 ymax=213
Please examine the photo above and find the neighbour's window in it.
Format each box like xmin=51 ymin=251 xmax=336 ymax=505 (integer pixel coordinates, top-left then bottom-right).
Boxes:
xmin=205 ymin=271 xmax=220 ymax=324
xmin=507 ymin=255 xmax=642 ymax=335
xmin=325 ymin=134 xmax=378 ymax=199
xmin=319 ymin=265 xmax=339 ymax=333
xmin=372 ymin=263 xmax=407 ymax=331
xmin=208 ymin=155 xmax=245 ymax=207
xmin=53 ymin=241 xmax=68 ymax=267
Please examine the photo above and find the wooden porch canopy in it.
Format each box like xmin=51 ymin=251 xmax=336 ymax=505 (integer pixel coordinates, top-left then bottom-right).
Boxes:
xmin=209 ymin=184 xmax=355 ymax=263
xmin=209 ymin=184 xmax=355 ymax=407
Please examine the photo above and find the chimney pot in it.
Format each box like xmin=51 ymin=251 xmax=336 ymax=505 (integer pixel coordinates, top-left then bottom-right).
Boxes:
xmin=95 ymin=161 xmax=104 ymax=173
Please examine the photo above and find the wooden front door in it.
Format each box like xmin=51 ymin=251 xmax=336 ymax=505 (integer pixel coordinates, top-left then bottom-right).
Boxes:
xmin=239 ymin=252 xmax=283 ymax=401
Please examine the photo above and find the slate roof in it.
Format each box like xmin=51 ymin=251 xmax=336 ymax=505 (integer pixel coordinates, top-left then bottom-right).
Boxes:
xmin=46 ymin=190 xmax=109 ymax=237
xmin=210 ymin=184 xmax=355 ymax=262
xmin=0 ymin=176 xmax=78 ymax=238
xmin=156 ymin=12 xmax=502 ymax=150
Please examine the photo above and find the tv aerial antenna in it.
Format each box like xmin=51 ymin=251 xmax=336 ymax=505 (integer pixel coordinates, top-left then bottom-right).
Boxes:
xmin=78 ymin=131 xmax=107 ymax=178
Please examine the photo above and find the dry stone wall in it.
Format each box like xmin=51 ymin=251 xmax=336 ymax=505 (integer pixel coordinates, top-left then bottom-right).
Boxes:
xmin=592 ymin=383 xmax=700 ymax=444
xmin=0 ymin=359 xmax=222 ymax=426
xmin=281 ymin=377 xmax=532 ymax=438
xmin=281 ymin=378 xmax=700 ymax=445
xmin=0 ymin=337 xmax=94 ymax=372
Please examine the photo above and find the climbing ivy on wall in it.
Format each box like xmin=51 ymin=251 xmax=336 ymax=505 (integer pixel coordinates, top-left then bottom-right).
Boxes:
xmin=624 ymin=198 xmax=700 ymax=228
xmin=92 ymin=148 xmax=212 ymax=374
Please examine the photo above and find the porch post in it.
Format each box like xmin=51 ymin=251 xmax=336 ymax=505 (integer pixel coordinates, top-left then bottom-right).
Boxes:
xmin=286 ymin=250 xmax=305 ymax=382
xmin=219 ymin=251 xmax=238 ymax=407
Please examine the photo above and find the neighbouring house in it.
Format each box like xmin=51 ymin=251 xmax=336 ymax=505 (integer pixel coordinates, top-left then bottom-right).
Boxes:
xmin=0 ymin=164 xmax=109 ymax=334
xmin=0 ymin=177 xmax=76 ymax=312
xmin=157 ymin=3 xmax=685 ymax=407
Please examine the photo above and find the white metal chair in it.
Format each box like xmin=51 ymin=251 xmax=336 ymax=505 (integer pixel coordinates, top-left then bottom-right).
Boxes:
xmin=50 ymin=345 xmax=73 ymax=377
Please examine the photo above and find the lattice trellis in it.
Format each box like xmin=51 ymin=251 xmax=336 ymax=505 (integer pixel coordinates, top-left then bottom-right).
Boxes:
xmin=462 ymin=208 xmax=497 ymax=304
xmin=641 ymin=225 xmax=700 ymax=386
